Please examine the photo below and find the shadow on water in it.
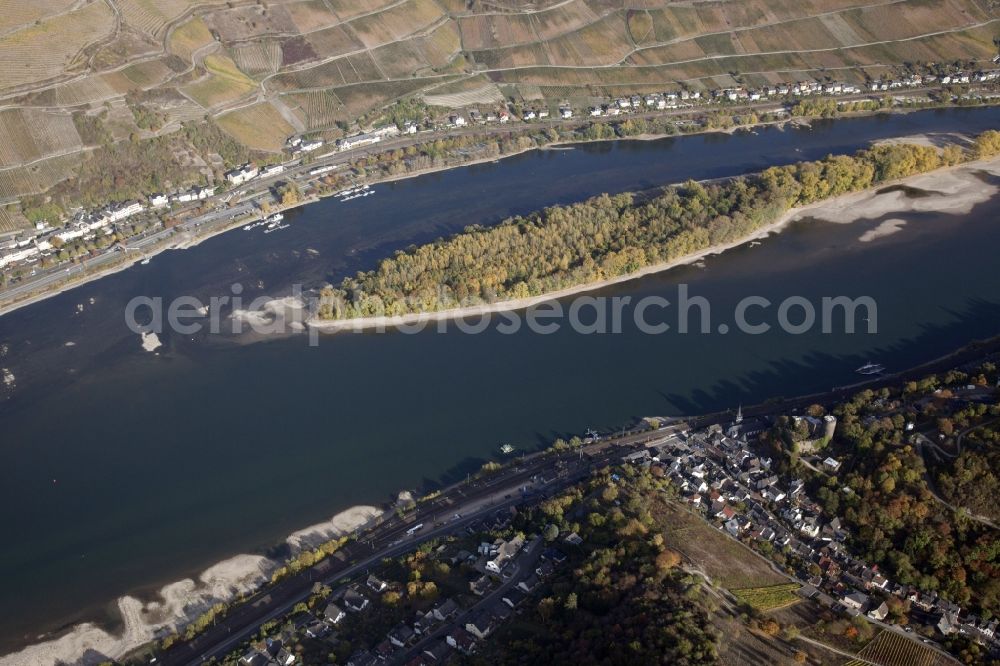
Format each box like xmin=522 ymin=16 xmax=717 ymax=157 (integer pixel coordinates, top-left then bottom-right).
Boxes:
xmin=662 ymin=297 xmax=1000 ymax=415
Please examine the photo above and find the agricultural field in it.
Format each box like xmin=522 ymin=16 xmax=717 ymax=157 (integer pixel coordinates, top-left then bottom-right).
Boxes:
xmin=168 ymin=16 xmax=215 ymax=61
xmin=120 ymin=58 xmax=178 ymax=89
xmin=119 ymin=0 xmax=228 ymax=39
xmin=732 ymin=583 xmax=802 ymax=611
xmin=217 ymin=101 xmax=296 ymax=152
xmin=0 ymin=109 xmax=81 ymax=169
xmin=231 ymin=41 xmax=285 ymax=79
xmin=0 ymin=0 xmax=995 ymax=210
xmin=0 ymin=0 xmax=77 ymax=34
xmin=653 ymin=497 xmax=789 ymax=591
xmin=845 ymin=630 xmax=956 ymax=666
xmin=0 ymin=0 xmax=116 ymax=93
xmin=0 ymin=206 xmax=29 ymax=233
xmin=182 ymin=55 xmax=257 ymax=109
xmin=423 ymin=82 xmax=505 ymax=109
xmin=280 ymin=90 xmax=347 ymax=130
xmin=0 ymin=153 xmax=82 ymax=202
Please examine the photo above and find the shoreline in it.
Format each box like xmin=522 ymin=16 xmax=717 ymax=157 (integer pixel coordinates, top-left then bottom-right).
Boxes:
xmin=307 ymin=152 xmax=1000 ymax=333
xmin=9 ymin=322 xmax=1000 ymax=665
xmin=0 ymin=505 xmax=383 ymax=666
xmin=0 ymin=195 xmax=321 ymax=319
xmin=0 ymin=102 xmax=980 ymax=320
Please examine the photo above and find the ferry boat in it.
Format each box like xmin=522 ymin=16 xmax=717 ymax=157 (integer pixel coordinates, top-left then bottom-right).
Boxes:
xmin=500 ymin=443 xmax=515 ymax=455
xmin=856 ymin=361 xmax=885 ymax=375
xmin=265 ymin=213 xmax=284 ymax=223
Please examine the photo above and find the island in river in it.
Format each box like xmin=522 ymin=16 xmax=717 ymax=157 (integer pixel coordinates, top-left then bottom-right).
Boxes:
xmin=4 ymin=108 xmax=1000 ymax=664
xmin=307 ymin=133 xmax=995 ymax=331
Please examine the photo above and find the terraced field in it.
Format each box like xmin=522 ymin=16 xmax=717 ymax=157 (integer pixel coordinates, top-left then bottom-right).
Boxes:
xmin=0 ymin=109 xmax=81 ymax=169
xmin=0 ymin=0 xmax=994 ymax=211
xmin=216 ymin=101 xmax=296 ymax=152
xmin=844 ymin=630 xmax=957 ymax=666
xmin=0 ymin=0 xmax=115 ymax=93
xmin=732 ymin=583 xmax=802 ymax=611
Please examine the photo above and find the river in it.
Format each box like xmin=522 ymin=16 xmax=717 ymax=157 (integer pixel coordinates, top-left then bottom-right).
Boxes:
xmin=2 ymin=107 xmax=1000 ymax=654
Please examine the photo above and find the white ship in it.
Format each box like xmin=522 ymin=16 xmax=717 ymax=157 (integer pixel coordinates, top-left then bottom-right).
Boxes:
xmin=856 ymin=361 xmax=885 ymax=376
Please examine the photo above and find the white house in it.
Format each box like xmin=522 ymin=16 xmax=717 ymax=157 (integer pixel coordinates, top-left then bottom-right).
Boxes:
xmin=867 ymin=601 xmax=889 ymax=621
xmin=105 ymin=201 xmax=144 ymax=222
xmin=485 ymin=535 xmax=524 ymax=574
xmin=323 ymin=602 xmax=345 ymax=624
xmin=226 ymin=165 xmax=259 ymax=186
xmin=149 ymin=194 xmax=169 ymax=209
xmin=259 ymin=165 xmax=285 ymax=179
xmin=841 ymin=591 xmax=869 ymax=611
xmin=338 ymin=132 xmax=381 ymax=151
xmin=0 ymin=245 xmax=40 ymax=268
xmin=559 ymin=107 xmax=573 ymax=119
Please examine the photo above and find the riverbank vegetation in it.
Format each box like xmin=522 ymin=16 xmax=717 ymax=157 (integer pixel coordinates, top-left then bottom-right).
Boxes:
xmin=317 ymin=131 xmax=999 ymax=320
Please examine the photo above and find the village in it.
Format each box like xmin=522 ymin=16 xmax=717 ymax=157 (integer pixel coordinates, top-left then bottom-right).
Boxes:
xmin=232 ymin=502 xmax=575 ymax=666
xmin=645 ymin=410 xmax=998 ymax=652
xmin=1 ymin=63 xmax=999 ymax=290
xmin=210 ymin=399 xmax=996 ymax=666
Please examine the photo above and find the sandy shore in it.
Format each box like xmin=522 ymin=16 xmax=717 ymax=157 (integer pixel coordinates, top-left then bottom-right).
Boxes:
xmin=0 ymin=506 xmax=380 ymax=666
xmin=308 ymin=153 xmax=1000 ymax=334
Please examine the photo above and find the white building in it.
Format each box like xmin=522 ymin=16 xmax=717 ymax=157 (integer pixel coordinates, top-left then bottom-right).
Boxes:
xmin=225 ymin=165 xmax=259 ymax=186
xmin=105 ymin=201 xmax=144 ymax=223
xmin=259 ymin=165 xmax=285 ymax=179
xmin=337 ymin=132 xmax=382 ymax=151
xmin=559 ymin=107 xmax=573 ymax=119
xmin=300 ymin=140 xmax=324 ymax=152
xmin=0 ymin=245 xmax=40 ymax=268
xmin=149 ymin=194 xmax=169 ymax=209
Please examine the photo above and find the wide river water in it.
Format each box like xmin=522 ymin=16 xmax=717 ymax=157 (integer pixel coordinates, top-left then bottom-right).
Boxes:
xmin=3 ymin=107 xmax=1000 ymax=650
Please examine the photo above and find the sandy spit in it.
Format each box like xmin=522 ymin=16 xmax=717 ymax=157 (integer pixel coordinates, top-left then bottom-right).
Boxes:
xmin=859 ymin=218 xmax=907 ymax=242
xmin=307 ymin=154 xmax=1000 ymax=334
xmin=0 ymin=506 xmax=379 ymax=666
